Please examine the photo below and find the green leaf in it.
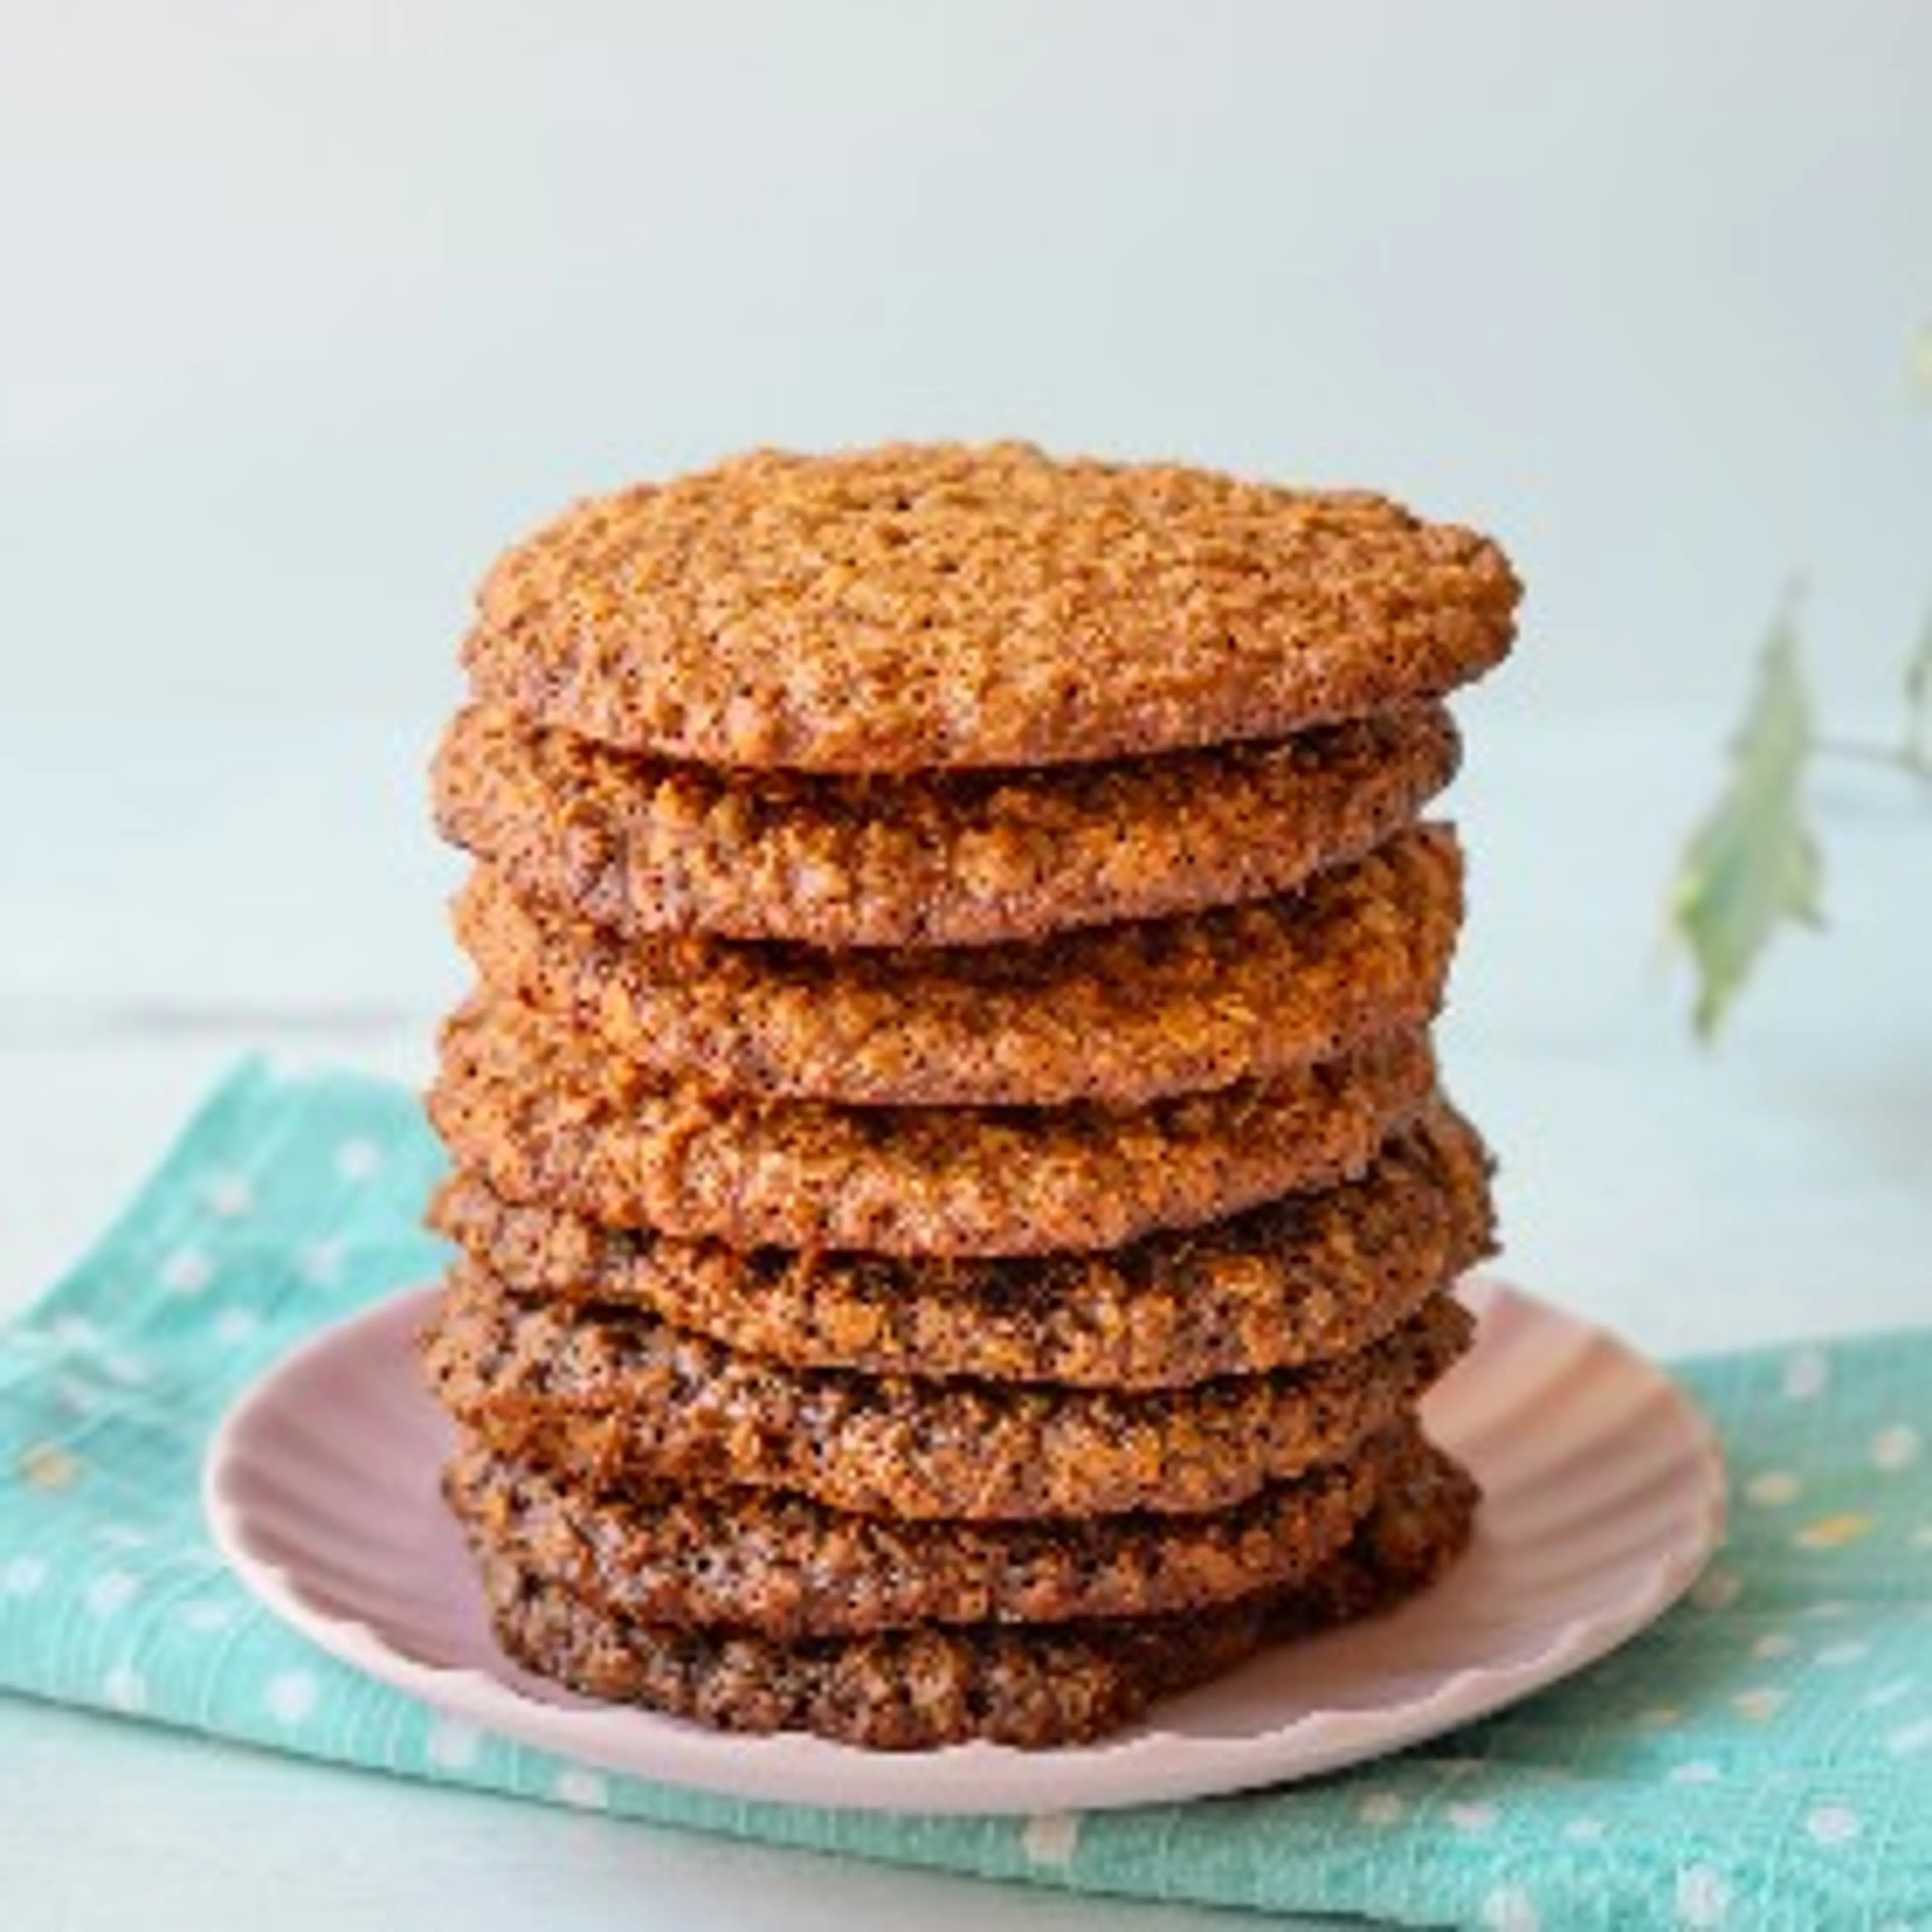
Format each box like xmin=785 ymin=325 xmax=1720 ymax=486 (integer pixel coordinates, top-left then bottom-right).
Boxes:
xmin=1667 ymin=606 xmax=1823 ymax=1038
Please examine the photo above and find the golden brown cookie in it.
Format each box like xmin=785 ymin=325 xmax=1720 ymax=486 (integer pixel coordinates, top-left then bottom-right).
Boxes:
xmin=451 ymin=823 xmax=1463 ymax=1107
xmin=428 ymin=996 xmax=1438 ymax=1257
xmin=432 ymin=698 xmax=1459 ymax=949
xmin=463 ymin=442 xmax=1519 ymax=773
xmin=472 ymin=1432 xmax=1480 ymax=1748
xmin=421 ymin=1272 xmax=1473 ymax=1521
xmin=442 ymin=1426 xmax=1403 ymax=1638
xmin=429 ymin=1102 xmax=1495 ymax=1389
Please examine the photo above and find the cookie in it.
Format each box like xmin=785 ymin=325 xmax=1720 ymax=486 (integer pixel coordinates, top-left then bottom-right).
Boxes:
xmin=421 ymin=1273 xmax=1473 ymax=1521
xmin=428 ymin=996 xmax=1438 ymax=1257
xmin=442 ymin=1425 xmax=1403 ymax=1638
xmin=472 ymin=1432 xmax=1479 ymax=1748
xmin=451 ymin=822 xmax=1463 ymax=1107
xmin=432 ymin=698 xmax=1459 ymax=949
xmin=463 ymin=442 xmax=1519 ymax=773
xmin=429 ymin=1102 xmax=1496 ymax=1389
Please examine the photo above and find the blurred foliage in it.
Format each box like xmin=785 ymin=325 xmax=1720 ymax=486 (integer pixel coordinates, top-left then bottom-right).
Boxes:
xmin=1667 ymin=612 xmax=1930 ymax=1038
xmin=1667 ymin=607 xmax=1822 ymax=1038
xmin=1667 ymin=331 xmax=1930 ymax=1038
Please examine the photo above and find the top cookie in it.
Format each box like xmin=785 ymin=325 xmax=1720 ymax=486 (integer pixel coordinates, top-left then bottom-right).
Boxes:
xmin=464 ymin=442 xmax=1520 ymax=773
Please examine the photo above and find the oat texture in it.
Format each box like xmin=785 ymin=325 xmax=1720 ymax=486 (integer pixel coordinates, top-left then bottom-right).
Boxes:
xmin=441 ymin=1426 xmax=1405 ymax=1637
xmin=432 ymin=699 xmax=1461 ymax=949
xmin=429 ymin=1102 xmax=1494 ymax=1388
xmin=453 ymin=823 xmax=1463 ymax=1105
xmin=422 ymin=1274 xmax=1473 ymax=1521
xmin=472 ymin=1432 xmax=1479 ymax=1747
xmin=463 ymin=442 xmax=1519 ymax=772
xmin=428 ymin=997 xmax=1438 ymax=1256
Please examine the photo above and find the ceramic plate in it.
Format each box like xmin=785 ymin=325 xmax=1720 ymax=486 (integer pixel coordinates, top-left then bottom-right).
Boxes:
xmin=203 ymin=1277 xmax=1724 ymax=1815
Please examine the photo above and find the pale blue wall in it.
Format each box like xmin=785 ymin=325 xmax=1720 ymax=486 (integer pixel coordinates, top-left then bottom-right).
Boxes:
xmin=2 ymin=0 xmax=1924 ymax=717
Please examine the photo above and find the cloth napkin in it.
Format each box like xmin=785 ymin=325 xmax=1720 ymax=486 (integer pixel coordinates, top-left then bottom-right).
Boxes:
xmin=2 ymin=1061 xmax=1927 ymax=1931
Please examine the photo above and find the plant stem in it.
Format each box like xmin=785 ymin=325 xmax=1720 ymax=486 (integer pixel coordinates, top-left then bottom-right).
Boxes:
xmin=1815 ymin=736 xmax=1932 ymax=783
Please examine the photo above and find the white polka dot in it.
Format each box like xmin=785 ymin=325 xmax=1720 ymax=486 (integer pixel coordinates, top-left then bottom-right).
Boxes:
xmin=51 ymin=1316 xmax=101 ymax=1350
xmin=54 ymin=1377 xmax=102 ymax=1416
xmin=1562 ymin=1818 xmax=1607 ymax=1844
xmin=335 ymin=1138 xmax=382 ymax=1182
xmin=1676 ymin=1863 xmax=1733 ymax=1927
xmin=1863 ymin=1677 xmax=1916 ymax=1711
xmin=102 ymin=1353 xmax=150 ymax=1387
xmin=1805 ymin=1805 xmax=1861 ymax=1846
xmin=299 ymin=1240 xmax=344 ymax=1287
xmin=1480 ymin=1885 xmax=1541 ymax=1932
xmin=1667 ymin=1761 xmax=1723 ymax=1785
xmin=555 ymin=1767 xmax=609 ymax=1811
xmin=94 ymin=1525 xmax=150 ymax=1550
xmin=1752 ymin=1632 xmax=1797 ymax=1660
xmin=203 ymin=1172 xmax=253 ymax=1219
xmin=1815 ymin=1639 xmax=1870 ymax=1668
xmin=1446 ymin=1801 xmax=1498 ymax=1833
xmin=213 ymin=1308 xmax=260 ymax=1346
xmin=3 ymin=1555 xmax=48 ymax=1597
xmin=1636 ymin=1706 xmax=1683 ymax=1729
xmin=428 ymin=1717 xmax=482 ymax=1770
xmin=1021 ymin=1812 xmax=1081 ymax=1865
xmin=102 ymin=1665 xmax=147 ymax=1715
xmin=1886 ymin=1717 xmax=1932 ymax=1756
xmin=160 ymin=1247 xmax=214 ymax=1295
xmin=1744 ymin=1471 xmax=1800 ymax=1507
xmin=1357 ymin=1792 xmax=1406 ymax=1826
xmin=1689 ymin=1569 xmax=1742 ymax=1614
xmin=1806 ymin=1599 xmax=1856 ymax=1620
xmin=1782 ymin=1347 xmax=1829 ymax=1400
xmin=85 ymin=1571 xmax=140 ymax=1617
xmin=180 ymin=1598 xmax=237 ymax=1633
xmin=1731 ymin=1687 xmax=1787 ymax=1723
xmin=265 ymin=1670 xmax=319 ymax=1725
xmin=1872 ymin=1425 xmax=1923 ymax=1472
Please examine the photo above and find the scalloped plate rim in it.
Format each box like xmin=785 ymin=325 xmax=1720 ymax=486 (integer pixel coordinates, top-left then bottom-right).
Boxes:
xmin=202 ymin=1276 xmax=1726 ymax=1814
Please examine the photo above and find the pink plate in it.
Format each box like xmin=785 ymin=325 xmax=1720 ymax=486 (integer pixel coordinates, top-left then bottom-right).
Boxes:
xmin=203 ymin=1277 xmax=1725 ymax=1815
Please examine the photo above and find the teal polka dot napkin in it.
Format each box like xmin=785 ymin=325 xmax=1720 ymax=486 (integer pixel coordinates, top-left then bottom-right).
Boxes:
xmin=2 ymin=1061 xmax=1928 ymax=1929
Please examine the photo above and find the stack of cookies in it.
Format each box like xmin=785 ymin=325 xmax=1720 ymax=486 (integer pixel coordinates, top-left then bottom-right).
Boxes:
xmin=421 ymin=442 xmax=1520 ymax=1749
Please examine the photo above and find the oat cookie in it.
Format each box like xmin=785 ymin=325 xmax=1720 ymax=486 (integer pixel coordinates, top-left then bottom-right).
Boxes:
xmin=452 ymin=823 xmax=1463 ymax=1107
xmin=432 ymin=698 xmax=1459 ymax=949
xmin=463 ymin=442 xmax=1519 ymax=772
xmin=473 ymin=1433 xmax=1479 ymax=1748
xmin=430 ymin=1103 xmax=1495 ymax=1388
xmin=428 ymin=996 xmax=1438 ymax=1257
xmin=442 ymin=1426 xmax=1403 ymax=1638
xmin=422 ymin=1273 xmax=1473 ymax=1521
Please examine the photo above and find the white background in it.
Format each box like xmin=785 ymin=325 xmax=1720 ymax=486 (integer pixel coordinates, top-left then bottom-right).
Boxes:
xmin=2 ymin=0 xmax=1926 ymax=722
